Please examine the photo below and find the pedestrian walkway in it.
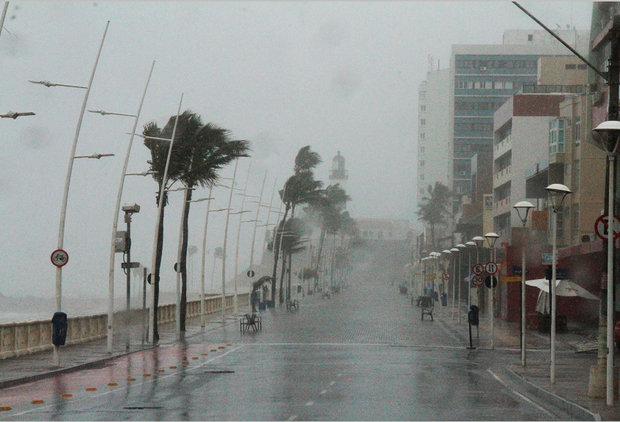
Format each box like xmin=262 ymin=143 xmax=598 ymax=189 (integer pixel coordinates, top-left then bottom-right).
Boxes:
xmin=432 ymin=302 xmax=619 ymax=420
xmin=0 ymin=305 xmax=250 ymax=389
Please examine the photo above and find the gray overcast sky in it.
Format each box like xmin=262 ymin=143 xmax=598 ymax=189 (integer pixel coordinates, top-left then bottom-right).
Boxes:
xmin=0 ymin=1 xmax=592 ymax=298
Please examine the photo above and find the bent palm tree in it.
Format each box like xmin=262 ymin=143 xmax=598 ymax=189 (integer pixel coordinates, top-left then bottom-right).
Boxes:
xmin=417 ymin=182 xmax=451 ymax=250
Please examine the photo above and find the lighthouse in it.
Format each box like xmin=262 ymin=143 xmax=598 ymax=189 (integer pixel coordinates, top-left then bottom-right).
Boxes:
xmin=329 ymin=151 xmax=348 ymax=192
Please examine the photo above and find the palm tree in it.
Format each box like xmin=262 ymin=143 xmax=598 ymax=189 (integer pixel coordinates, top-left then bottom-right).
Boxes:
xmin=416 ymin=182 xmax=451 ymax=250
xmin=174 ymin=115 xmax=249 ymax=331
xmin=272 ymin=217 xmax=307 ymax=303
xmin=144 ymin=111 xmax=249 ymax=334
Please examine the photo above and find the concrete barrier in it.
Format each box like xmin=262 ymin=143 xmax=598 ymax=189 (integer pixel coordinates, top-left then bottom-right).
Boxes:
xmin=0 ymin=293 xmax=248 ymax=360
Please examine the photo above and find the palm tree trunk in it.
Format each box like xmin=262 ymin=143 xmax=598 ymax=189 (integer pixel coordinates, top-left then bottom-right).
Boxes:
xmin=153 ymin=191 xmax=167 ymax=342
xmin=279 ymin=252 xmax=287 ymax=303
xmin=287 ymin=206 xmax=295 ymax=306
xmin=271 ymin=206 xmax=289 ymax=303
xmin=314 ymin=227 xmax=327 ymax=280
xmin=179 ymin=187 xmax=192 ymax=332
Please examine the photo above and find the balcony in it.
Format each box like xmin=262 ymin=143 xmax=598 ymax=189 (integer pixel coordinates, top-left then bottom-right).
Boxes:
xmin=493 ymin=165 xmax=512 ymax=188
xmin=494 ymin=134 xmax=512 ymax=158
xmin=494 ymin=196 xmax=512 ymax=216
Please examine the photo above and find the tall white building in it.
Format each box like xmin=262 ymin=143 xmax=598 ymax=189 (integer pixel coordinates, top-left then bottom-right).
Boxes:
xmin=329 ymin=151 xmax=348 ymax=192
xmin=416 ymin=66 xmax=451 ymax=204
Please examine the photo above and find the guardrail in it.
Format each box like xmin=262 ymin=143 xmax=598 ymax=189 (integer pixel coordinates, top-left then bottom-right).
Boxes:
xmin=0 ymin=293 xmax=248 ymax=360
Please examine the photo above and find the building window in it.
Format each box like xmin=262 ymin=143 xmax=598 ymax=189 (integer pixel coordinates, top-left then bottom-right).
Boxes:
xmin=578 ymin=64 xmax=587 ymax=70
xmin=528 ymin=34 xmax=533 ymax=41
xmin=420 ymin=119 xmax=426 ymax=126
xmin=565 ymin=64 xmax=577 ymax=70
xmin=420 ymin=91 xmax=426 ymax=99
xmin=549 ymin=119 xmax=567 ymax=154
xmin=419 ymin=160 xmax=425 ymax=167
xmin=420 ymin=105 xmax=426 ymax=112
xmin=574 ymin=116 xmax=581 ymax=145
xmin=573 ymin=159 xmax=580 ymax=191
xmin=420 ymin=132 xmax=425 ymax=140
xmin=419 ymin=174 xmax=425 ymax=180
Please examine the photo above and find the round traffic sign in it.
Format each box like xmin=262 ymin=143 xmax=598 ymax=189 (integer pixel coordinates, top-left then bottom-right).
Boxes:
xmin=594 ymin=214 xmax=620 ymax=241
xmin=472 ymin=275 xmax=483 ymax=287
xmin=50 ymin=249 xmax=69 ymax=267
xmin=472 ymin=264 xmax=484 ymax=275
xmin=247 ymin=270 xmax=255 ymax=278
xmin=484 ymin=275 xmax=498 ymax=289
xmin=485 ymin=261 xmax=498 ymax=275
xmin=442 ymin=272 xmax=450 ymax=281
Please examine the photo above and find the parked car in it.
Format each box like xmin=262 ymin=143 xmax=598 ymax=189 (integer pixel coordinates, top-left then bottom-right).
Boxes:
xmin=615 ymin=320 xmax=620 ymax=350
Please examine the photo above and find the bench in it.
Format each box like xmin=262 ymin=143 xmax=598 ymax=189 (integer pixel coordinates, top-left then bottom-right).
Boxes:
xmin=286 ymin=299 xmax=299 ymax=311
xmin=240 ymin=313 xmax=262 ymax=333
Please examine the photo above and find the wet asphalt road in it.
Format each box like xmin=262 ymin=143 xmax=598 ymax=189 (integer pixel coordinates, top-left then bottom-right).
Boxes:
xmin=0 ymin=273 xmax=563 ymax=420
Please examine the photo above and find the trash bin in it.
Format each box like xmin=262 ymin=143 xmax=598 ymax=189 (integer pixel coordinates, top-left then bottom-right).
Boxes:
xmin=51 ymin=312 xmax=68 ymax=346
xmin=258 ymin=302 xmax=266 ymax=311
xmin=440 ymin=293 xmax=447 ymax=306
xmin=266 ymin=300 xmax=275 ymax=308
xmin=468 ymin=305 xmax=479 ymax=326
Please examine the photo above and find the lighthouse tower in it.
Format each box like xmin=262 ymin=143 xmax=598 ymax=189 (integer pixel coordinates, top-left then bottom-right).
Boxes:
xmin=329 ymin=151 xmax=348 ymax=192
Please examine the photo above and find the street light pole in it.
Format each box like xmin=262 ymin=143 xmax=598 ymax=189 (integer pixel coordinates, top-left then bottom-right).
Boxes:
xmin=147 ymin=93 xmax=184 ymax=345
xmin=95 ymin=60 xmax=155 ymax=354
xmin=39 ymin=21 xmax=109 ymax=366
xmin=233 ymin=161 xmax=253 ymax=316
xmin=222 ymin=159 xmax=239 ymax=323
xmin=484 ymin=232 xmax=499 ymax=350
xmin=0 ymin=2 xmax=8 ymax=42
xmin=514 ymin=200 xmax=534 ymax=368
xmin=249 ymin=171 xmax=268 ymax=273
xmin=545 ymin=183 xmax=572 ymax=384
xmin=465 ymin=241 xmax=476 ymax=314
xmin=456 ymin=244 xmax=466 ymax=324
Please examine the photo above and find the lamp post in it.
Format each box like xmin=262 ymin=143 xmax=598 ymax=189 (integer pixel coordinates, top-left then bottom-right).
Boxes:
xmin=430 ymin=252 xmax=440 ymax=298
xmin=173 ymin=186 xmax=196 ymax=336
xmin=441 ymin=249 xmax=452 ymax=306
xmin=456 ymin=244 xmax=467 ymax=324
xmin=121 ymin=203 xmax=140 ymax=351
xmin=146 ymin=93 xmax=184 ymax=344
xmin=484 ymin=232 xmax=499 ymax=350
xmin=473 ymin=236 xmax=485 ymax=320
xmin=545 ymin=183 xmax=572 ymax=384
xmin=30 ymin=21 xmax=109 ymax=366
xmin=248 ymin=172 xmax=268 ymax=275
xmin=465 ymin=241 xmax=476 ymax=314
xmin=232 ymin=161 xmax=254 ymax=316
xmin=514 ymin=200 xmax=535 ymax=368
xmin=89 ymin=60 xmax=155 ymax=353
xmin=449 ymin=248 xmax=459 ymax=319
xmin=591 ymin=121 xmax=620 ymax=405
xmin=221 ymin=159 xmax=239 ymax=323
xmin=0 ymin=2 xmax=8 ymax=43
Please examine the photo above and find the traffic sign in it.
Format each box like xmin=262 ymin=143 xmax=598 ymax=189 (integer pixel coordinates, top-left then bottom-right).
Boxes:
xmin=472 ymin=264 xmax=484 ymax=275
xmin=247 ymin=270 xmax=255 ymax=278
xmin=442 ymin=272 xmax=450 ymax=281
xmin=484 ymin=275 xmax=498 ymax=289
xmin=485 ymin=261 xmax=498 ymax=275
xmin=50 ymin=249 xmax=69 ymax=267
xmin=594 ymin=214 xmax=620 ymax=241
xmin=471 ymin=275 xmax=483 ymax=287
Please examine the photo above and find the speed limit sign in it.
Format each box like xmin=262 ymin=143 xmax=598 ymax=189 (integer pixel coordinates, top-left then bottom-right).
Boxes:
xmin=485 ymin=261 xmax=498 ymax=275
xmin=472 ymin=264 xmax=484 ymax=275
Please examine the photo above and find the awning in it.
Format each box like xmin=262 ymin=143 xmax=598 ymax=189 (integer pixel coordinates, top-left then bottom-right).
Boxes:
xmin=525 ymin=278 xmax=599 ymax=300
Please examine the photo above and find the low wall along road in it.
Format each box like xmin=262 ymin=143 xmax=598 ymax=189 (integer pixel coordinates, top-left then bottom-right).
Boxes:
xmin=0 ymin=293 xmax=247 ymax=359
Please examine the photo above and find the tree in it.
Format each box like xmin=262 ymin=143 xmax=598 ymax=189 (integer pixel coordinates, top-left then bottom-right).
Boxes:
xmin=416 ymin=182 xmax=451 ymax=250
xmin=144 ymin=111 xmax=249 ymax=334
xmin=272 ymin=217 xmax=307 ymax=303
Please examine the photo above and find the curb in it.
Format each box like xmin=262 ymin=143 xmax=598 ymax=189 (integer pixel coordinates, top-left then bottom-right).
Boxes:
xmin=504 ymin=367 xmax=601 ymax=421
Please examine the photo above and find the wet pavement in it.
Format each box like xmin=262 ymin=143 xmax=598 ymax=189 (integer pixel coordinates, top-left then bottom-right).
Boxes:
xmin=0 ymin=276 xmax=618 ymax=420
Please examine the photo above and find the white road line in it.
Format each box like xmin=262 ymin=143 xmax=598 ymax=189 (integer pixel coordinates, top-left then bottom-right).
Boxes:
xmin=337 ymin=373 xmax=342 ymax=377
xmin=305 ymin=401 xmax=314 ymax=406
xmin=9 ymin=345 xmax=246 ymax=417
xmin=319 ymin=389 xmax=327 ymax=395
xmin=487 ymin=369 xmax=555 ymax=418
xmin=329 ymin=381 xmax=336 ymax=386
xmin=287 ymin=415 xmax=298 ymax=420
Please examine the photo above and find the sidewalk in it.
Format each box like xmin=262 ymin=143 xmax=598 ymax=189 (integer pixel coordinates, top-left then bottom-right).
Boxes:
xmin=433 ymin=303 xmax=619 ymax=420
xmin=0 ymin=305 xmax=250 ymax=389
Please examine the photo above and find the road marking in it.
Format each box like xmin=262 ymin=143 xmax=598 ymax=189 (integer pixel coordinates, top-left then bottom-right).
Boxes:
xmin=487 ymin=369 xmax=554 ymax=418
xmin=319 ymin=390 xmax=327 ymax=395
xmin=287 ymin=415 xmax=297 ymax=420
xmin=305 ymin=401 xmax=314 ymax=406
xmin=337 ymin=373 xmax=342 ymax=377
xmin=329 ymin=381 xmax=335 ymax=386
xmin=9 ymin=345 xmax=247 ymax=418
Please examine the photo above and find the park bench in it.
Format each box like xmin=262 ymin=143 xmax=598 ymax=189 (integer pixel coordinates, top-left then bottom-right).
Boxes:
xmin=240 ymin=313 xmax=262 ymax=333
xmin=420 ymin=295 xmax=434 ymax=321
xmin=286 ymin=299 xmax=299 ymax=311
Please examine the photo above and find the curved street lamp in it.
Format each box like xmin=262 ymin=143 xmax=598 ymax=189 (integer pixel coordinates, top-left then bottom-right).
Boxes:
xmin=465 ymin=241 xmax=476 ymax=312
xmin=545 ymin=183 xmax=571 ymax=384
xmin=0 ymin=111 xmax=35 ymax=119
xmin=484 ymin=232 xmax=499 ymax=350
xmin=450 ymin=247 xmax=460 ymax=319
xmin=514 ymin=200 xmax=534 ymax=367
xmin=456 ymin=244 xmax=467 ymax=324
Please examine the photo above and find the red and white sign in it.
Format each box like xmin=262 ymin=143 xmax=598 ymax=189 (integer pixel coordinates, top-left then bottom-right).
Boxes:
xmin=472 ymin=264 xmax=484 ymax=275
xmin=594 ymin=214 xmax=620 ymax=241
xmin=485 ymin=261 xmax=498 ymax=275
xmin=442 ymin=272 xmax=450 ymax=281
xmin=472 ymin=275 xmax=483 ymax=287
xmin=50 ymin=249 xmax=69 ymax=267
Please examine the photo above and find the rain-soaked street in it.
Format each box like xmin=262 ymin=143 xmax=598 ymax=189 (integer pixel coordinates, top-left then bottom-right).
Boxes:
xmin=0 ymin=259 xmax=567 ymax=421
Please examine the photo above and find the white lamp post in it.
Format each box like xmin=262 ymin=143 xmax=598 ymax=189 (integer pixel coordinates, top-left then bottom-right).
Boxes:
xmin=456 ymin=244 xmax=467 ymax=323
xmin=465 ymin=241 xmax=476 ymax=316
xmin=89 ymin=60 xmax=155 ymax=353
xmin=473 ymin=236 xmax=485 ymax=316
xmin=591 ymin=121 xmax=620 ymax=405
xmin=449 ymin=248 xmax=459 ymax=317
xmin=545 ymin=183 xmax=572 ymax=384
xmin=232 ymin=162 xmax=254 ymax=316
xmin=248 ymin=172 xmax=268 ymax=274
xmin=0 ymin=2 xmax=8 ymax=42
xmin=441 ymin=249 xmax=452 ymax=307
xmin=221 ymin=159 xmax=239 ymax=323
xmin=31 ymin=21 xmax=109 ymax=366
xmin=484 ymin=232 xmax=499 ymax=350
xmin=146 ymin=93 xmax=184 ymax=344
xmin=513 ymin=200 xmax=534 ymax=368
